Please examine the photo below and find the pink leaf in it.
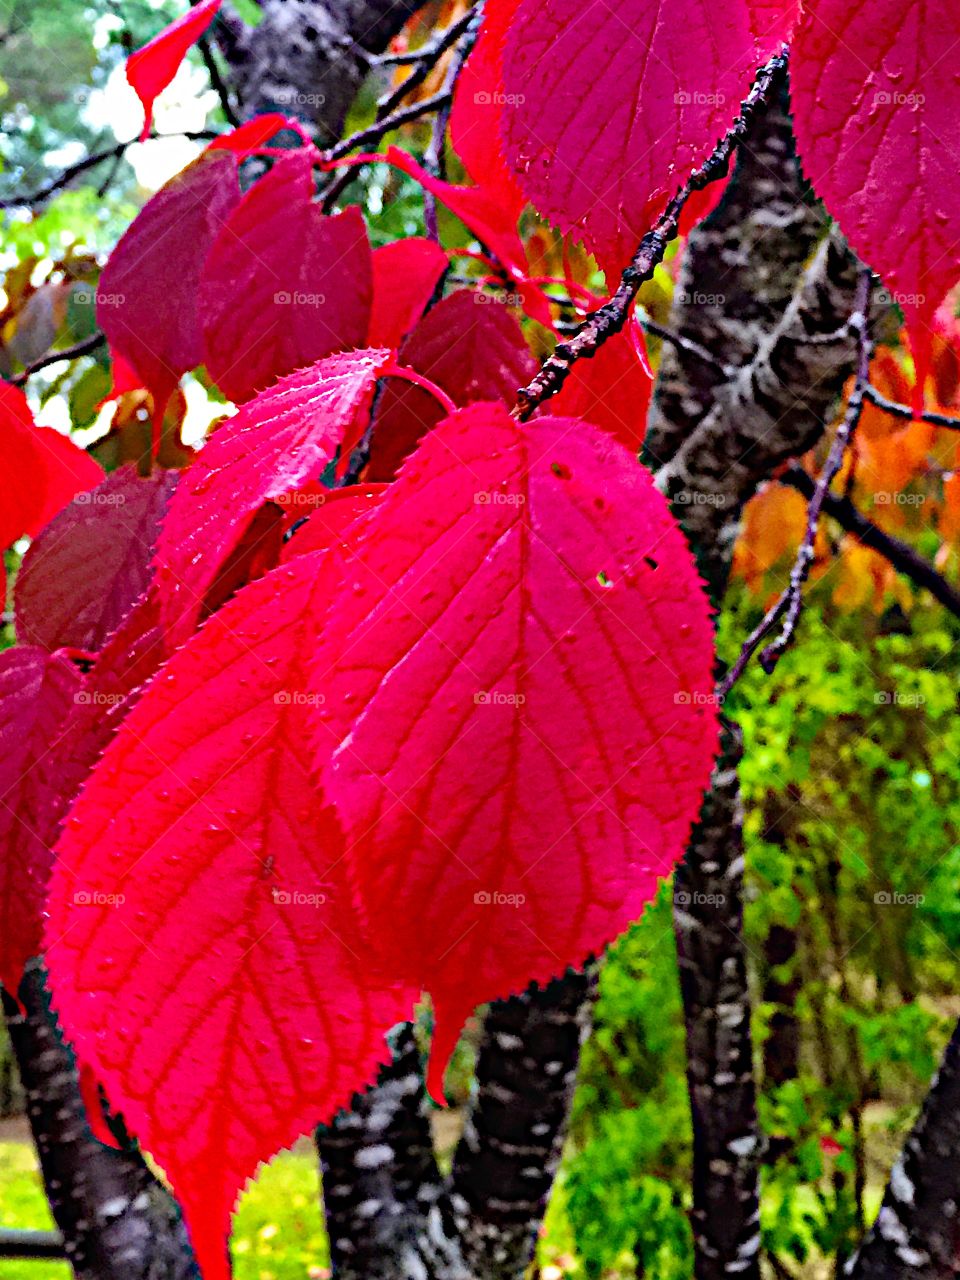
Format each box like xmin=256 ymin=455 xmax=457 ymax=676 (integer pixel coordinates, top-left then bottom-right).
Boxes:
xmin=98 ymin=149 xmax=241 ymax=419
xmin=791 ymin=0 xmax=960 ymax=406
xmin=496 ymin=0 xmax=797 ymax=278
xmin=199 ymin=151 xmax=372 ymax=404
xmin=154 ymin=348 xmax=390 ymax=644
xmin=450 ymin=23 xmax=526 ymax=220
xmin=368 ymin=238 xmax=448 ymax=349
xmin=547 ymin=321 xmax=653 ymax=453
xmin=312 ymin=402 xmax=718 ymax=1100
xmin=0 ymin=646 xmax=81 ymax=995
xmin=367 ymin=288 xmax=535 ymax=480
xmin=46 ymin=553 xmax=413 ymax=1280
xmin=126 ymin=0 xmax=222 ymax=140
xmin=15 ymin=466 xmax=178 ymax=652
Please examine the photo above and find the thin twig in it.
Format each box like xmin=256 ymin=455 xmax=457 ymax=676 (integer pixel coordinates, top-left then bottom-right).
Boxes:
xmin=421 ymin=5 xmax=483 ymax=240
xmin=375 ymin=5 xmax=478 ymax=117
xmin=376 ymin=7 xmax=480 ymax=67
xmin=640 ymin=317 xmax=738 ymax=378
xmin=0 ymin=131 xmax=220 ymax=210
xmin=717 ymin=268 xmax=874 ymax=698
xmin=779 ymin=465 xmax=960 ymax=619
xmin=513 ymin=48 xmax=789 ymax=420
xmin=323 ymin=89 xmax=452 ymax=165
xmin=198 ymin=33 xmax=241 ymax=127
xmin=864 ymin=384 xmax=960 ymax=431
xmin=11 ymin=333 xmax=106 ymax=386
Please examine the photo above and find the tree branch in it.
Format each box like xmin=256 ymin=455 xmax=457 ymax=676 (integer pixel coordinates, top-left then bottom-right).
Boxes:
xmin=11 ymin=332 xmax=106 ymax=386
xmin=778 ymin=465 xmax=960 ymax=619
xmin=0 ymin=133 xmax=219 ymax=210
xmin=864 ymin=385 xmax=960 ymax=431
xmin=513 ymin=48 xmax=789 ymax=420
xmin=718 ymin=268 xmax=875 ymax=697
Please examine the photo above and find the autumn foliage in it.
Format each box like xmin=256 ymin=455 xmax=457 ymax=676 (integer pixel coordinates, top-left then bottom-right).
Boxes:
xmin=2 ymin=0 xmax=960 ymax=1275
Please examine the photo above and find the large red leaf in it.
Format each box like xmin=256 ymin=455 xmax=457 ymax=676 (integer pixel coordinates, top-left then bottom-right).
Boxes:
xmin=153 ymin=348 xmax=390 ymax=643
xmin=791 ymin=0 xmax=960 ymax=403
xmin=366 ymin=289 xmax=535 ymax=480
xmin=126 ymin=0 xmax=222 ymax=139
xmin=547 ymin=321 xmax=653 ymax=453
xmin=97 ymin=149 xmax=241 ymax=418
xmin=368 ymin=238 xmax=448 ymax=349
xmin=199 ymin=152 xmax=372 ymax=404
xmin=450 ymin=20 xmax=526 ymax=221
xmin=0 ymin=384 xmax=103 ymax=548
xmin=0 ymin=647 xmax=81 ymax=995
xmin=45 ymin=553 xmax=413 ymax=1280
xmin=497 ymin=0 xmax=797 ymax=277
xmin=15 ymin=467 xmax=178 ymax=652
xmin=312 ymin=402 xmax=718 ymax=1099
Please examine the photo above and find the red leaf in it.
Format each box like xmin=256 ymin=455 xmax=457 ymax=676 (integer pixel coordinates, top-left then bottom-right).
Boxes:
xmin=154 ymin=348 xmax=390 ymax=644
xmin=27 ymin=428 xmax=107 ymax=538
xmin=791 ymin=0 xmax=960 ymax=406
xmin=337 ymin=147 xmax=554 ymax=329
xmin=8 ymin=594 xmax=170 ymax=1004
xmin=98 ymin=149 xmax=241 ymax=418
xmin=103 ymin=348 xmax=145 ymax=403
xmin=0 ymin=647 xmax=81 ymax=995
xmin=15 ymin=466 xmax=178 ymax=652
xmin=280 ymin=485 xmax=389 ymax=562
xmin=199 ymin=152 xmax=372 ymax=404
xmin=450 ymin=23 xmax=526 ymax=220
xmin=312 ymin=402 xmax=718 ymax=1099
xmin=0 ymin=384 xmax=103 ymax=548
xmin=547 ymin=321 xmax=653 ymax=453
xmin=0 ymin=385 xmax=47 ymax=548
xmin=368 ymin=238 xmax=448 ymax=349
xmin=496 ymin=0 xmax=797 ymax=277
xmin=206 ymin=114 xmax=300 ymax=156
xmin=366 ymin=289 xmax=535 ymax=480
xmin=46 ymin=553 xmax=413 ymax=1279
xmin=126 ymin=0 xmax=222 ymax=140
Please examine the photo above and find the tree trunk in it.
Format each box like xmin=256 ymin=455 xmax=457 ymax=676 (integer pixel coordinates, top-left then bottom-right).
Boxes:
xmin=645 ymin=79 xmax=873 ymax=1279
xmin=217 ymin=0 xmax=431 ymax=144
xmin=450 ymin=969 xmax=596 ymax=1279
xmin=846 ymin=1014 xmax=960 ymax=1279
xmin=3 ymin=965 xmax=197 ymax=1280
